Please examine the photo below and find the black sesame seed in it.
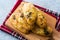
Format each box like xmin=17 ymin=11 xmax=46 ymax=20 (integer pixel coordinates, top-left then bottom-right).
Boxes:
xmin=27 ymin=12 xmax=32 ymax=18
xmin=40 ymin=18 xmax=43 ymax=21
xmin=44 ymin=28 xmax=50 ymax=36
xmin=43 ymin=16 xmax=45 ymax=18
xmin=29 ymin=12 xmax=32 ymax=15
xmin=27 ymin=15 xmax=30 ymax=18
xmin=41 ymin=23 xmax=43 ymax=25
xmin=20 ymin=14 xmax=24 ymax=18
xmin=13 ymin=15 xmax=16 ymax=20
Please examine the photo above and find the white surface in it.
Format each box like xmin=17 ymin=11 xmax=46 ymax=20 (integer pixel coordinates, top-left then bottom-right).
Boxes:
xmin=0 ymin=0 xmax=60 ymax=40
xmin=0 ymin=0 xmax=18 ymax=40
xmin=0 ymin=0 xmax=17 ymax=25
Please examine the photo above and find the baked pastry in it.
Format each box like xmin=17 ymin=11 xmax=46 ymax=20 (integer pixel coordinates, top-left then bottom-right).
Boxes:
xmin=7 ymin=13 xmax=31 ymax=33
xmin=20 ymin=2 xmax=37 ymax=25
xmin=32 ymin=24 xmax=53 ymax=36
xmin=36 ymin=10 xmax=47 ymax=28
xmin=5 ymin=2 xmax=53 ymax=37
xmin=5 ymin=2 xmax=37 ymax=34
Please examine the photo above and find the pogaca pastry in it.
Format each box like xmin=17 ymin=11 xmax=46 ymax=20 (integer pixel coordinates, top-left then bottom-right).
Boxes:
xmin=5 ymin=2 xmax=53 ymax=37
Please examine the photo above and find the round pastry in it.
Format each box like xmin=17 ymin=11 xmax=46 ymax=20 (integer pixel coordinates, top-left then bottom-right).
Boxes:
xmin=9 ymin=13 xmax=33 ymax=34
xmin=32 ymin=25 xmax=53 ymax=36
xmin=21 ymin=3 xmax=37 ymax=25
xmin=36 ymin=10 xmax=47 ymax=28
xmin=32 ymin=25 xmax=46 ymax=36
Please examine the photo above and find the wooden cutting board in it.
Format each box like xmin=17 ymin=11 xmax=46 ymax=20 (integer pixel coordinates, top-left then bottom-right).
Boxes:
xmin=5 ymin=2 xmax=60 ymax=40
xmin=5 ymin=12 xmax=60 ymax=40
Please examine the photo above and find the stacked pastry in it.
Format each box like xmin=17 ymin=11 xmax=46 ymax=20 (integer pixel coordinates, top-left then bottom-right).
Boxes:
xmin=5 ymin=2 xmax=53 ymax=37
